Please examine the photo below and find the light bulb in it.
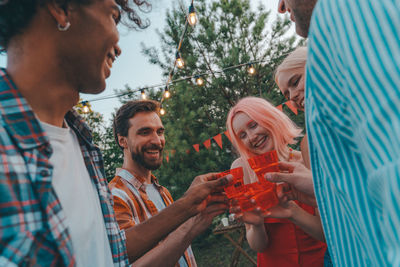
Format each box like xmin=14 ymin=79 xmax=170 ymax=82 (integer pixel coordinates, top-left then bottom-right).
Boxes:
xmin=176 ymin=56 xmax=185 ymax=69
xmin=188 ymin=4 xmax=197 ymax=26
xmin=160 ymin=108 xmax=166 ymax=115
xmin=82 ymin=105 xmax=90 ymax=113
xmin=188 ymin=13 xmax=197 ymax=26
xmin=195 ymin=76 xmax=204 ymax=86
xmin=141 ymin=90 xmax=147 ymax=99
xmin=248 ymin=64 xmax=256 ymax=75
xmin=164 ymin=89 xmax=171 ymax=98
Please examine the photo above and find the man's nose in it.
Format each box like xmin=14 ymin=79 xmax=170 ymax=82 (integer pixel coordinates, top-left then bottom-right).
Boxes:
xmin=278 ymin=0 xmax=287 ymax=13
xmin=150 ymin=133 xmax=163 ymax=146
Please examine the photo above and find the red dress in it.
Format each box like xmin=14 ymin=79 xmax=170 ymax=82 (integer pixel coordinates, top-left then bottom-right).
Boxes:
xmin=257 ymin=203 xmax=326 ymax=267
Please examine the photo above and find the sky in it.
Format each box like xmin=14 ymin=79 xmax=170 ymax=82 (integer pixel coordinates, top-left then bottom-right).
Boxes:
xmin=0 ymin=0 xmax=291 ymax=122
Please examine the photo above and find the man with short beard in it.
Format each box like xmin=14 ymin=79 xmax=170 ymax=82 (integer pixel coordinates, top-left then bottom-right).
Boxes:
xmin=109 ymin=100 xmax=228 ymax=267
xmin=271 ymin=0 xmax=400 ymax=266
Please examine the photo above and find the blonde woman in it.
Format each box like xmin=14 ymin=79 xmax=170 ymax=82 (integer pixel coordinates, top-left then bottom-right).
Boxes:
xmin=275 ymin=47 xmax=310 ymax=167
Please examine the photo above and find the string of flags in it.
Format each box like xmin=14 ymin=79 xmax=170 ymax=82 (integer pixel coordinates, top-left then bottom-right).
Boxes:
xmin=163 ymin=100 xmax=298 ymax=163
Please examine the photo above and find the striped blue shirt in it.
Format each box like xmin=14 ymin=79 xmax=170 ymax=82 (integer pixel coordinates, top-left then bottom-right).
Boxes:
xmin=305 ymin=0 xmax=400 ymax=266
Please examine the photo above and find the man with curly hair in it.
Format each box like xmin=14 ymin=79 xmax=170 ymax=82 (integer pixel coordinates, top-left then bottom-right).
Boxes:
xmin=0 ymin=1 xmax=230 ymax=266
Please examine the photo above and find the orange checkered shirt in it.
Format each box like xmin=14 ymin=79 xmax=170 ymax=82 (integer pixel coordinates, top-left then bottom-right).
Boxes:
xmin=109 ymin=169 xmax=197 ymax=267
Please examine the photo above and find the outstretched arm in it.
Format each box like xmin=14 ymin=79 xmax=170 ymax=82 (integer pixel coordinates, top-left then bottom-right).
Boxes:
xmin=124 ymin=173 xmax=231 ymax=263
xmin=132 ymin=203 xmax=227 ymax=267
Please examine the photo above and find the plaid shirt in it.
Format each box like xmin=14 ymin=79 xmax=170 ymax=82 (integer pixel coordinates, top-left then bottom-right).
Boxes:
xmin=0 ymin=68 xmax=128 ymax=266
xmin=109 ymin=169 xmax=197 ymax=267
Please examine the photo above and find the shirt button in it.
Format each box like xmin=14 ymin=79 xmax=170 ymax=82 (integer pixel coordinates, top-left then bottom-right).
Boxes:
xmin=40 ymin=169 xmax=50 ymax=177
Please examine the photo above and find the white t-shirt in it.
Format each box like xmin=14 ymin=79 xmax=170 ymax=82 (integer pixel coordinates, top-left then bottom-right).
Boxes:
xmin=41 ymin=121 xmax=114 ymax=267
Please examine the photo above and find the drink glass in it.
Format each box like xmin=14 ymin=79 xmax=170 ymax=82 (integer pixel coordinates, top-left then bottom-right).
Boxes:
xmin=216 ymin=167 xmax=245 ymax=199
xmin=247 ymin=150 xmax=280 ymax=210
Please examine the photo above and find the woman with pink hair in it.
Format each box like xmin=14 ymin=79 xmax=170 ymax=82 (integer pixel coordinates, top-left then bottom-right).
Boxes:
xmin=227 ymin=96 xmax=326 ymax=267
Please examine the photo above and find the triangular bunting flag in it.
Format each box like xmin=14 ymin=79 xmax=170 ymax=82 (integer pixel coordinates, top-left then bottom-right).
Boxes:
xmin=186 ymin=149 xmax=191 ymax=154
xmin=203 ymin=139 xmax=211 ymax=149
xmin=276 ymin=104 xmax=283 ymax=111
xmin=224 ymin=130 xmax=232 ymax=143
xmin=164 ymin=150 xmax=170 ymax=163
xmin=193 ymin=144 xmax=200 ymax=152
xmin=285 ymin=101 xmax=298 ymax=115
xmin=213 ymin=134 xmax=223 ymax=149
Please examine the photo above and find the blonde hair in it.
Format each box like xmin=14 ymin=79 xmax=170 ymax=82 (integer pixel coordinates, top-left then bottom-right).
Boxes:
xmin=226 ymin=97 xmax=302 ymax=161
xmin=275 ymin=47 xmax=307 ymax=89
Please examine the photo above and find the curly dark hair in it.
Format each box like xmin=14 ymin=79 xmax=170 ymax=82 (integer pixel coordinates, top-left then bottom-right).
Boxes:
xmin=0 ymin=0 xmax=150 ymax=51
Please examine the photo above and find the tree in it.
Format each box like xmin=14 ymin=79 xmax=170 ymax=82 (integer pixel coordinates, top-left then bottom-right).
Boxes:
xmin=140 ymin=0 xmax=303 ymax=198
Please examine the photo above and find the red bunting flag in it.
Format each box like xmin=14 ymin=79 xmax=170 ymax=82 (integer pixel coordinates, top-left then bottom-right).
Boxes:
xmin=285 ymin=101 xmax=298 ymax=115
xmin=203 ymin=139 xmax=211 ymax=149
xmin=224 ymin=130 xmax=232 ymax=143
xmin=186 ymin=149 xmax=191 ymax=154
xmin=164 ymin=150 xmax=170 ymax=163
xmin=213 ymin=134 xmax=223 ymax=149
xmin=193 ymin=144 xmax=200 ymax=152
xmin=276 ymin=104 xmax=283 ymax=111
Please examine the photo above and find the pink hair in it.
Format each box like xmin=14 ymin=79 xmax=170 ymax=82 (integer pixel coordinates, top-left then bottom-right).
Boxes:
xmin=226 ymin=96 xmax=302 ymax=161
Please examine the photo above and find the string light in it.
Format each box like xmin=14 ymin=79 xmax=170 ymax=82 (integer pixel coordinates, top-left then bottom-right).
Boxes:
xmin=164 ymin=87 xmax=171 ymax=98
xmin=81 ymin=59 xmax=275 ymax=105
xmin=141 ymin=89 xmax=147 ymax=99
xmin=82 ymin=101 xmax=90 ymax=114
xmin=187 ymin=3 xmax=197 ymax=26
xmin=195 ymin=75 xmax=204 ymax=86
xmin=247 ymin=63 xmax=256 ymax=75
xmin=176 ymin=52 xmax=185 ymax=69
xmin=79 ymin=2 xmax=292 ymax=116
xmin=160 ymin=105 xmax=166 ymax=116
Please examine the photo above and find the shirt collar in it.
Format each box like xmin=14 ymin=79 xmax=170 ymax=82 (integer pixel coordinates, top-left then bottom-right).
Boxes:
xmin=65 ymin=109 xmax=93 ymax=145
xmin=0 ymin=68 xmax=92 ymax=152
xmin=0 ymin=68 xmax=50 ymax=151
xmin=115 ymin=168 xmax=162 ymax=191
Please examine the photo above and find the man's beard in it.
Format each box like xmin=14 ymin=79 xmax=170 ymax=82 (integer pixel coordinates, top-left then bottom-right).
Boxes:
xmin=131 ymin=145 xmax=163 ymax=171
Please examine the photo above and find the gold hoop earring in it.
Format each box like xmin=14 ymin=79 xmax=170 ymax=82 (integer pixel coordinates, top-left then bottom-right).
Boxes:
xmin=57 ymin=22 xmax=71 ymax=31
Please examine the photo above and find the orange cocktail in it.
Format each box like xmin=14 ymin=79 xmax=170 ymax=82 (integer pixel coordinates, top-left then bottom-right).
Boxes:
xmin=215 ymin=167 xmax=245 ymax=199
xmin=247 ymin=150 xmax=280 ymax=210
